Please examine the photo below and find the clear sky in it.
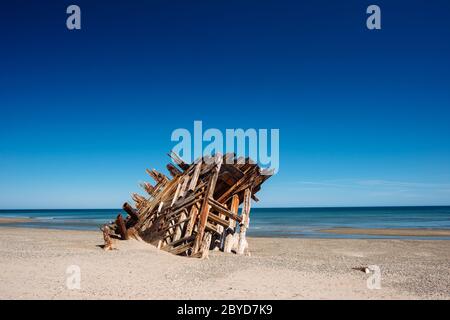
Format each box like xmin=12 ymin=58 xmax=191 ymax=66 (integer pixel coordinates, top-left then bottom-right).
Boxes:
xmin=1 ymin=0 xmax=450 ymax=209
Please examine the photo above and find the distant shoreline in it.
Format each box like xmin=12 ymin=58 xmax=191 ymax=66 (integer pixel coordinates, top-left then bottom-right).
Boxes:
xmin=2 ymin=217 xmax=450 ymax=240
xmin=2 ymin=205 xmax=450 ymax=211
xmin=0 ymin=217 xmax=33 ymax=224
xmin=320 ymin=227 xmax=450 ymax=237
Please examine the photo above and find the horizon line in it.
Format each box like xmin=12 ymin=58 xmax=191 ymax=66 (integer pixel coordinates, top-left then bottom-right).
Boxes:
xmin=1 ymin=204 xmax=450 ymax=211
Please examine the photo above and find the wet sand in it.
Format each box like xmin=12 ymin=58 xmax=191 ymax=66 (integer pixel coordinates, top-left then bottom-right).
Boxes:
xmin=321 ymin=227 xmax=450 ymax=237
xmin=0 ymin=217 xmax=32 ymax=224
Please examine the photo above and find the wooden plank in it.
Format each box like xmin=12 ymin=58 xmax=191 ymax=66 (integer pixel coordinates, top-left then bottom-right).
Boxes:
xmin=193 ymin=154 xmax=223 ymax=253
xmin=140 ymin=182 xmax=156 ymax=196
xmin=123 ymin=202 xmax=139 ymax=221
xmin=221 ymin=163 xmax=244 ymax=180
xmin=208 ymin=198 xmax=242 ymax=223
xmin=179 ymin=175 xmax=190 ymax=198
xmin=170 ymin=242 xmax=192 ymax=255
xmin=214 ymin=211 xmax=225 ymax=251
xmin=223 ymin=152 xmax=235 ymax=164
xmin=207 ymin=155 xmax=223 ymax=198
xmin=167 ymin=163 xmax=182 ymax=177
xmin=169 ymin=194 xmax=203 ymax=218
xmin=205 ymin=221 xmax=218 ymax=233
xmin=185 ymin=205 xmax=199 ymax=236
xmin=157 ymin=201 xmax=164 ymax=213
xmin=132 ymin=193 xmax=146 ymax=209
xmin=171 ymin=183 xmax=182 ymax=206
xmin=216 ymin=166 xmax=258 ymax=203
xmin=115 ymin=214 xmax=129 ymax=240
xmin=188 ymin=161 xmax=202 ymax=192
xmin=173 ymin=210 xmax=187 ymax=241
xmin=164 ymin=218 xmax=176 ymax=243
xmin=146 ymin=168 xmax=168 ymax=184
xmin=134 ymin=175 xmax=181 ymax=230
xmin=162 ymin=235 xmax=195 ymax=251
xmin=207 ymin=212 xmax=229 ymax=228
xmin=161 ymin=216 xmax=190 ymax=235
xmin=229 ymin=195 xmax=240 ymax=227
xmin=237 ymin=188 xmax=251 ymax=254
xmin=200 ymin=233 xmax=212 ymax=259
xmin=224 ymin=194 xmax=239 ymax=253
xmin=168 ymin=151 xmax=190 ymax=170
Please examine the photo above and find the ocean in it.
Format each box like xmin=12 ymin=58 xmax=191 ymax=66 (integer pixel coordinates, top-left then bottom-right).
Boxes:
xmin=1 ymin=206 xmax=450 ymax=240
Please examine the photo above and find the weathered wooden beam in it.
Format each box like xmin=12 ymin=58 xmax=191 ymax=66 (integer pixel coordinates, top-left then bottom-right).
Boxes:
xmin=168 ymin=197 xmax=203 ymax=221
xmin=207 ymin=211 xmax=230 ymax=228
xmin=214 ymin=210 xmax=226 ymax=251
xmin=161 ymin=235 xmax=195 ymax=251
xmin=140 ymin=182 xmax=156 ymax=196
xmin=168 ymin=151 xmax=190 ymax=171
xmin=173 ymin=210 xmax=187 ymax=241
xmin=224 ymin=194 xmax=239 ymax=253
xmin=115 ymin=214 xmax=129 ymax=240
xmin=208 ymin=198 xmax=243 ymax=223
xmin=179 ymin=175 xmax=190 ymax=198
xmin=200 ymin=233 xmax=212 ymax=259
xmin=170 ymin=242 xmax=192 ymax=255
xmin=161 ymin=217 xmax=190 ymax=238
xmin=165 ymin=218 xmax=176 ymax=244
xmin=193 ymin=154 xmax=223 ymax=253
xmin=146 ymin=168 xmax=169 ymax=184
xmin=123 ymin=202 xmax=139 ymax=221
xmin=216 ymin=166 xmax=258 ymax=203
xmin=101 ymin=225 xmax=114 ymax=251
xmin=185 ymin=205 xmax=199 ymax=236
xmin=188 ymin=161 xmax=202 ymax=192
xmin=132 ymin=193 xmax=146 ymax=208
xmin=171 ymin=183 xmax=182 ymax=207
xmin=223 ymin=152 xmax=236 ymax=164
xmin=126 ymin=226 xmax=139 ymax=240
xmin=237 ymin=188 xmax=251 ymax=255
xmin=205 ymin=221 xmax=218 ymax=233
xmin=167 ymin=163 xmax=182 ymax=177
xmin=221 ymin=163 xmax=245 ymax=181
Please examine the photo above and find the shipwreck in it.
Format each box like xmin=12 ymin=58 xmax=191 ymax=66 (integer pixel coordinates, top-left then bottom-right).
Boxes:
xmin=102 ymin=152 xmax=272 ymax=258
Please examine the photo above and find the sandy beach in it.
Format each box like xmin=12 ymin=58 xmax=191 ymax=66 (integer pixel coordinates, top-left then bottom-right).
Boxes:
xmin=0 ymin=226 xmax=449 ymax=300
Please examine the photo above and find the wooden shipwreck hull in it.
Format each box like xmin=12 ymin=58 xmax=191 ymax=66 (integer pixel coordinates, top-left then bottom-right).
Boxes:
xmin=102 ymin=152 xmax=272 ymax=258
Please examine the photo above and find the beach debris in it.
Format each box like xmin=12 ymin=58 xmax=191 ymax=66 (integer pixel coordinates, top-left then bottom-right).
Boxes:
xmin=101 ymin=152 xmax=272 ymax=258
xmin=101 ymin=225 xmax=115 ymax=251
xmin=352 ymin=267 xmax=370 ymax=274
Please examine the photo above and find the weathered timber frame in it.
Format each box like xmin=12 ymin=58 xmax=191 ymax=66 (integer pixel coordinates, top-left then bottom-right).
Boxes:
xmin=102 ymin=152 xmax=272 ymax=258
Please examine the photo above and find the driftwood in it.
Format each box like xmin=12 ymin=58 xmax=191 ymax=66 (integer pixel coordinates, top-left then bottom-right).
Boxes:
xmin=101 ymin=226 xmax=114 ymax=251
xmin=102 ymin=152 xmax=272 ymax=258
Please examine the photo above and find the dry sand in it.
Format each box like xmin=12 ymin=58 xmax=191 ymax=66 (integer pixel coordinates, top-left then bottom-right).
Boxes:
xmin=0 ymin=227 xmax=449 ymax=300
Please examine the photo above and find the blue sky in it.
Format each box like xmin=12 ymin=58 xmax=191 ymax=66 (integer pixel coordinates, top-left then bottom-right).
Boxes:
xmin=1 ymin=0 xmax=450 ymax=208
